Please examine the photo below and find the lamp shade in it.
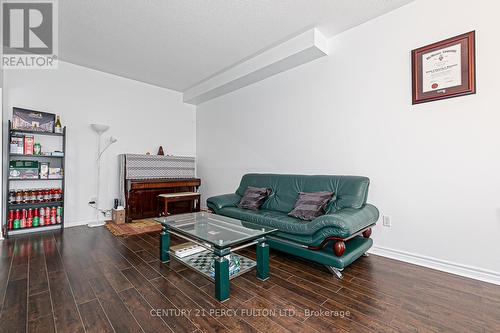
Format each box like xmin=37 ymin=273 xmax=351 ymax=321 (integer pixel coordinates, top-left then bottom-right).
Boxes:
xmin=90 ymin=124 xmax=110 ymax=134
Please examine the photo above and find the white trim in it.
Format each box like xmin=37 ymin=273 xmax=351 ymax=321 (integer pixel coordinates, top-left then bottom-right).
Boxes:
xmin=369 ymin=245 xmax=500 ymax=286
xmin=63 ymin=219 xmax=95 ymax=228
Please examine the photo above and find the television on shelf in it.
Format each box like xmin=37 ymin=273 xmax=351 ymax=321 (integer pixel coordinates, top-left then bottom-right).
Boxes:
xmin=12 ymin=107 xmax=55 ymax=133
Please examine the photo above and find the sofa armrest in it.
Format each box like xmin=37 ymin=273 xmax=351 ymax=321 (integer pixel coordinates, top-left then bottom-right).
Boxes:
xmin=207 ymin=193 xmax=241 ymax=213
xmin=311 ymin=204 xmax=379 ymax=239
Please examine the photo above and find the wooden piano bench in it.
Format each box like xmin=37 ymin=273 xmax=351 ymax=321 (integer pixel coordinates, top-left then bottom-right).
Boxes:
xmin=157 ymin=192 xmax=201 ymax=216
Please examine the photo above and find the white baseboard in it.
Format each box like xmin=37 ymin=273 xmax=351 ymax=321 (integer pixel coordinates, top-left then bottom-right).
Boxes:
xmin=369 ymin=245 xmax=500 ymax=286
xmin=63 ymin=219 xmax=95 ymax=228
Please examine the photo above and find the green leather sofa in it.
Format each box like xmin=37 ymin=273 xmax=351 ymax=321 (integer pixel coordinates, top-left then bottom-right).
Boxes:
xmin=207 ymin=174 xmax=379 ymax=278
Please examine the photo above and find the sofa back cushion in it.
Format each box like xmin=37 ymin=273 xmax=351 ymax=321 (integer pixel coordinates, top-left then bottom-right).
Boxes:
xmin=235 ymin=174 xmax=370 ymax=214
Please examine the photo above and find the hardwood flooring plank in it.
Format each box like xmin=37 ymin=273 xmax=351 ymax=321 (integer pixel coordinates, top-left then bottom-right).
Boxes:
xmin=321 ymin=298 xmax=397 ymax=333
xmin=28 ymin=242 xmax=48 ymax=296
xmin=152 ymin=271 xmax=259 ymax=333
xmin=176 ymin=268 xmax=211 ymax=288
xmin=0 ymin=278 xmax=28 ymax=333
xmin=223 ymin=297 xmax=291 ymax=333
xmin=9 ymin=264 xmax=29 ymax=281
xmin=63 ymin=261 xmax=97 ymax=305
xmin=119 ymin=237 xmax=144 ymax=252
xmin=78 ymin=299 xmax=114 ymax=333
xmin=0 ymin=253 xmax=13 ymax=288
xmin=28 ymin=291 xmax=52 ymax=321
xmin=200 ymin=282 xmax=255 ymax=303
xmin=137 ymin=233 xmax=160 ymax=246
xmin=89 ymin=276 xmax=143 ymax=333
xmin=10 ymin=238 xmax=29 ymax=282
xmin=43 ymin=237 xmax=64 ymax=273
xmin=150 ymin=277 xmax=229 ymax=333
xmin=269 ymin=273 xmax=328 ymax=304
xmin=119 ymin=287 xmax=174 ymax=333
xmin=112 ymin=244 xmax=160 ymax=280
xmin=121 ymin=267 xmax=198 ymax=333
xmin=96 ymin=260 xmax=133 ymax=292
xmin=233 ymin=276 xmax=307 ymax=321
xmin=28 ymin=314 xmax=56 ymax=333
xmin=134 ymin=250 xmax=157 ymax=263
xmin=48 ymin=270 xmax=85 ymax=333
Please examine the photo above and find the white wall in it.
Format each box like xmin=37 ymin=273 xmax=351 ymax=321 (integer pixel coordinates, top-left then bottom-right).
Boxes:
xmin=197 ymin=0 xmax=500 ymax=280
xmin=3 ymin=61 xmax=196 ymax=226
xmin=0 ymin=83 xmax=3 ymax=240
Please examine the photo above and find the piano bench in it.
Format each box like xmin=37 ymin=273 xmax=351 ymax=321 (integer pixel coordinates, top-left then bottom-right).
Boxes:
xmin=157 ymin=192 xmax=201 ymax=216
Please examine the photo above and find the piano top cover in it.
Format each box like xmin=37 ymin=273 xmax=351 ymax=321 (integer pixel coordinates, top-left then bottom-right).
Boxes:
xmin=119 ymin=154 xmax=196 ymax=205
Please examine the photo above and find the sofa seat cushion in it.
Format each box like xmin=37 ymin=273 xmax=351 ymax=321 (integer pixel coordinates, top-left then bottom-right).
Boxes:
xmin=218 ymin=204 xmax=378 ymax=240
xmin=220 ymin=207 xmax=302 ymax=232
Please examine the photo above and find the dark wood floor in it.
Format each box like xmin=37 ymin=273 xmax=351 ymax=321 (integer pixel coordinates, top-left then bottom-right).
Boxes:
xmin=0 ymin=227 xmax=499 ymax=333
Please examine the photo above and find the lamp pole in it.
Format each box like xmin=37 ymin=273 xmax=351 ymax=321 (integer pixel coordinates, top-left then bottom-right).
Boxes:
xmin=89 ymin=124 xmax=111 ymax=227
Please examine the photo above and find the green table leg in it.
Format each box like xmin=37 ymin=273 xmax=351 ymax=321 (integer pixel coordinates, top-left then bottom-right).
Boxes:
xmin=214 ymin=256 xmax=230 ymax=302
xmin=256 ymin=240 xmax=269 ymax=281
xmin=159 ymin=225 xmax=170 ymax=263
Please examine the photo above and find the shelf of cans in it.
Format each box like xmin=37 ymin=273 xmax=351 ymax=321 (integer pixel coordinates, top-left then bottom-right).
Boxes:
xmin=7 ymin=206 xmax=63 ymax=230
xmin=8 ymin=188 xmax=63 ymax=205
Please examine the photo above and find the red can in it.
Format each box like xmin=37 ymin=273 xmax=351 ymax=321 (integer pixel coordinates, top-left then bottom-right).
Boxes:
xmin=33 ymin=208 xmax=40 ymax=227
xmin=50 ymin=207 xmax=57 ymax=225
xmin=27 ymin=209 xmax=33 ymax=228
xmin=39 ymin=207 xmax=45 ymax=226
xmin=8 ymin=210 xmax=14 ymax=230
xmin=21 ymin=209 xmax=27 ymax=228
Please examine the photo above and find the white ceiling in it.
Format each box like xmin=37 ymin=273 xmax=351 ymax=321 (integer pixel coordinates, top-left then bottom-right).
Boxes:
xmin=60 ymin=0 xmax=412 ymax=92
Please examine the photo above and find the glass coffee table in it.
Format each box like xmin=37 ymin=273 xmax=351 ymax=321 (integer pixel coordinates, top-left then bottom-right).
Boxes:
xmin=154 ymin=212 xmax=277 ymax=302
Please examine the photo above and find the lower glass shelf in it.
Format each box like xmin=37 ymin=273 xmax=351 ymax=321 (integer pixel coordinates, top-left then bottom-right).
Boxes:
xmin=171 ymin=250 xmax=257 ymax=282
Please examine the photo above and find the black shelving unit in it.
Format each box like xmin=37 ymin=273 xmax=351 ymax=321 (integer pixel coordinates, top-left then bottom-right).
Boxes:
xmin=3 ymin=121 xmax=66 ymax=238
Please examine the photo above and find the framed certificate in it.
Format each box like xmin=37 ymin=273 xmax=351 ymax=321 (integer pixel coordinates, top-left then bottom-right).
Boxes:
xmin=411 ymin=31 xmax=476 ymax=104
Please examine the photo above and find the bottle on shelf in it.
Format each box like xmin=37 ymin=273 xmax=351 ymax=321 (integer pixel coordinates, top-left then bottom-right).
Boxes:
xmin=54 ymin=116 xmax=62 ymax=134
xmin=9 ymin=190 xmax=15 ymax=204
xmin=8 ymin=187 xmax=63 ymax=206
xmin=15 ymin=190 xmax=22 ymax=204
xmin=36 ymin=189 xmax=44 ymax=202
xmin=44 ymin=189 xmax=50 ymax=202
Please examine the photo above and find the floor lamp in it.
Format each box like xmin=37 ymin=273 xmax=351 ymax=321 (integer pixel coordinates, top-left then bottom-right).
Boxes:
xmin=88 ymin=124 xmax=117 ymax=227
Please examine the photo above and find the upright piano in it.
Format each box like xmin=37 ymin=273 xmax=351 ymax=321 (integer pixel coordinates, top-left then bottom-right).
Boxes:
xmin=119 ymin=154 xmax=200 ymax=222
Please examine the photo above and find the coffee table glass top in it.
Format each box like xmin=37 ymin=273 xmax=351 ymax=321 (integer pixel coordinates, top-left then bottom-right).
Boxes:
xmin=154 ymin=212 xmax=277 ymax=247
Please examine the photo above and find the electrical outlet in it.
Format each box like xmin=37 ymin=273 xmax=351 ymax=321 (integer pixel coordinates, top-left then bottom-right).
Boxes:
xmin=382 ymin=215 xmax=391 ymax=228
